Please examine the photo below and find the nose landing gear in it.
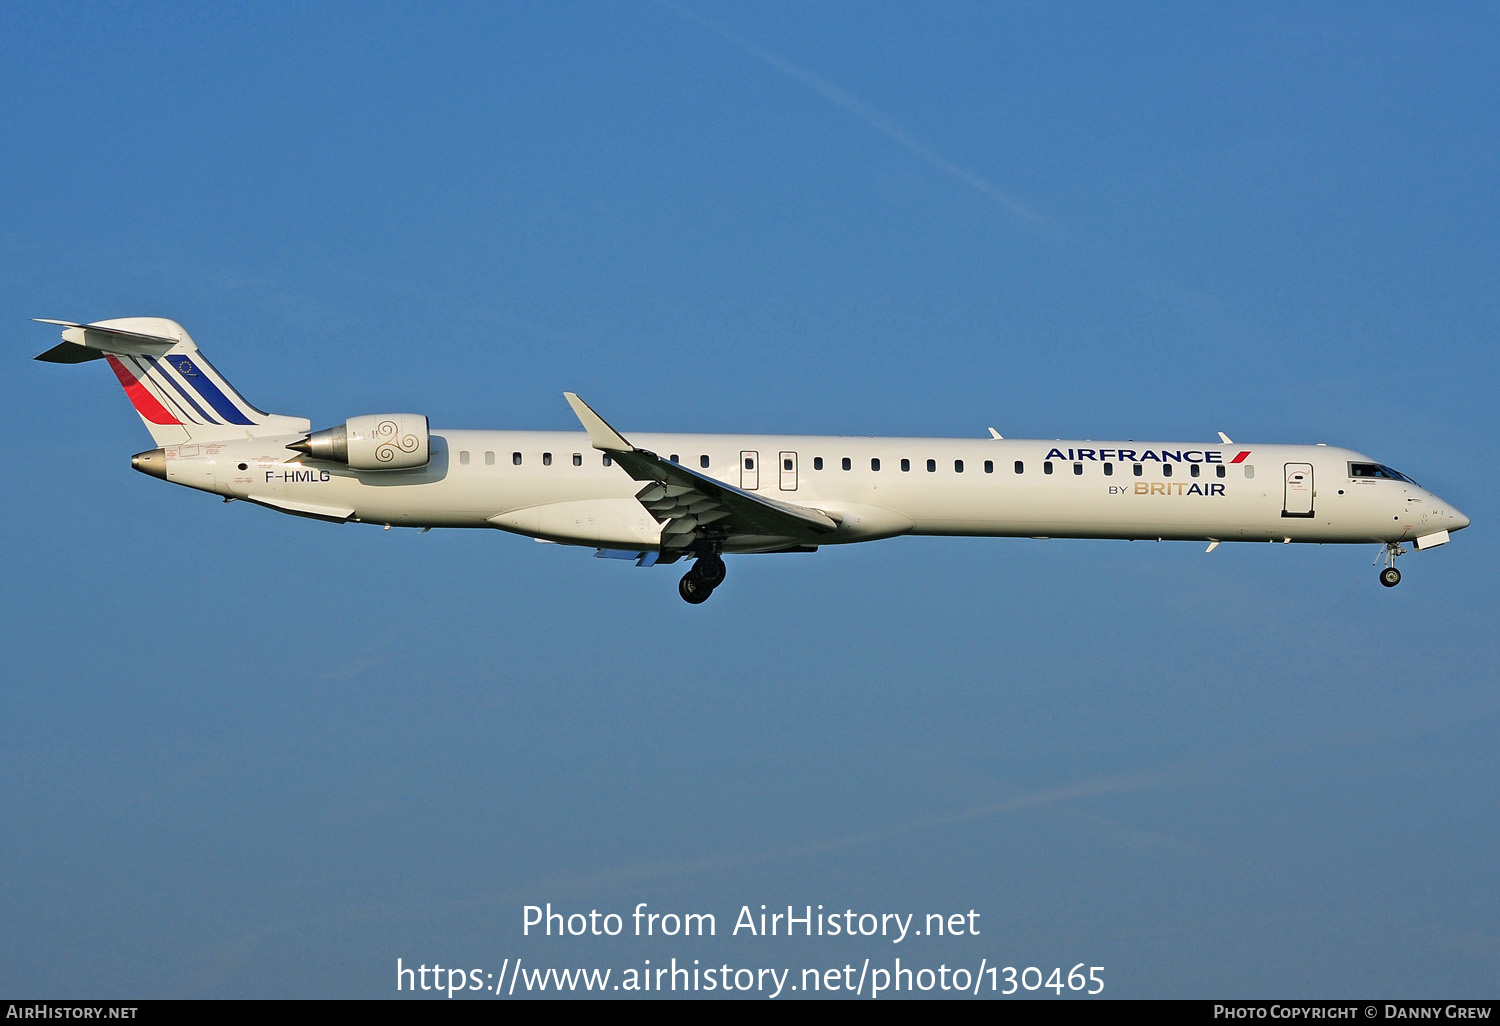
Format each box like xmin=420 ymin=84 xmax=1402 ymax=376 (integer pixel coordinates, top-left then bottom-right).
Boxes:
xmin=678 ymin=552 xmax=727 ymax=604
xmin=1376 ymin=542 xmax=1407 ymax=587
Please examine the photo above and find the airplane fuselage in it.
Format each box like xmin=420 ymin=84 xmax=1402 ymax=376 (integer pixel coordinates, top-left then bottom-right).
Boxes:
xmin=40 ymin=316 xmax=1469 ymax=602
xmin=148 ymin=429 xmax=1467 ymax=552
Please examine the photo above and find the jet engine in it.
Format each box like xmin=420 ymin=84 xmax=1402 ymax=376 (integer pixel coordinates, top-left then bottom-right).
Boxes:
xmin=288 ymin=414 xmax=430 ymax=470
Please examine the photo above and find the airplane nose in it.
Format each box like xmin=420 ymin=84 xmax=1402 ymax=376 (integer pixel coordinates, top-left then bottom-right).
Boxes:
xmin=1451 ymin=507 xmax=1471 ymax=531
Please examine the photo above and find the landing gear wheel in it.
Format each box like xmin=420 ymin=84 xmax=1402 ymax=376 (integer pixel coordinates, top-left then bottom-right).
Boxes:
xmin=694 ymin=554 xmax=726 ymax=588
xmin=1376 ymin=541 xmax=1408 ymax=588
xmin=679 ymin=572 xmax=713 ymax=604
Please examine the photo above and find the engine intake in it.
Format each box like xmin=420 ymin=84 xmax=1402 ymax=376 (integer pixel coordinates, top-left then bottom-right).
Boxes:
xmin=289 ymin=414 xmax=430 ymax=470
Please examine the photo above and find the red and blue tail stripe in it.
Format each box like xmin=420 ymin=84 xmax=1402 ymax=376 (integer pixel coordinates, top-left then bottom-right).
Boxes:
xmin=106 ymin=352 xmax=264 ymax=428
xmin=163 ymin=354 xmax=260 ymax=423
xmin=106 ymin=355 xmax=180 ymax=425
xmin=37 ymin=316 xmax=310 ymax=446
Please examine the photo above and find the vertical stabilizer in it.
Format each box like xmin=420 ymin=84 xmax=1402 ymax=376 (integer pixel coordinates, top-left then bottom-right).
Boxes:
xmin=35 ymin=318 xmax=310 ymax=445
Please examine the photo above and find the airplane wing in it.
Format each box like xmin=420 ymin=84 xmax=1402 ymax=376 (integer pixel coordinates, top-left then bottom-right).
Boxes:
xmin=564 ymin=393 xmax=838 ymax=551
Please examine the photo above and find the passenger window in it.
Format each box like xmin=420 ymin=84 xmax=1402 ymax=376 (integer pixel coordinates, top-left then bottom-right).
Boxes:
xmin=700 ymin=455 xmax=709 ymax=468
xmin=901 ymin=459 xmax=910 ymax=472
xmin=842 ymin=457 xmax=852 ymax=471
xmin=1244 ymin=465 xmax=1254 ymax=479
xmin=512 ymin=452 xmax=522 ymax=466
xmin=1014 ymin=461 xmax=1024 ymax=474
xmin=955 ymin=459 xmax=964 ymax=473
xmin=871 ymin=458 xmax=881 ymax=471
xmin=603 ymin=454 xmax=612 ymax=467
xmin=1163 ymin=464 xmax=1173 ymax=478
xmin=459 ymin=450 xmax=470 ymax=466
xmin=814 ymin=457 xmax=823 ymax=470
xmin=1044 ymin=461 xmax=1053 ymax=474
xmin=543 ymin=452 xmax=552 ymax=466
xmin=1133 ymin=464 xmax=1142 ymax=477
xmin=984 ymin=460 xmax=994 ymax=474
xmin=574 ymin=453 xmax=582 ymax=466
xmin=1216 ymin=465 xmax=1225 ymax=478
xmin=1190 ymin=464 xmax=1200 ymax=478
xmin=484 ymin=451 xmax=495 ymax=466
xmin=670 ymin=454 xmax=679 ymax=463
xmin=926 ymin=459 xmax=936 ymax=473
xmin=1103 ymin=463 xmax=1113 ymax=477
xmin=1073 ymin=462 xmax=1083 ymax=475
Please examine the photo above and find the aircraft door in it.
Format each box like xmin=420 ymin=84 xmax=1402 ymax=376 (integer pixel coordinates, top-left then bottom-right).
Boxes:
xmin=1283 ymin=463 xmax=1314 ymax=517
xmin=779 ymin=451 xmax=798 ymax=491
xmin=741 ymin=451 xmax=759 ymax=491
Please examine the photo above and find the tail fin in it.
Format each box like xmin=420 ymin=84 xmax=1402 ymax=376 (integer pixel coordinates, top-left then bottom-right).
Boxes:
xmin=35 ymin=317 xmax=310 ymax=445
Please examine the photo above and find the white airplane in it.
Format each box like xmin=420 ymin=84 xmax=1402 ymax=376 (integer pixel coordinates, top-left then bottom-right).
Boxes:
xmin=37 ymin=317 xmax=1470 ymax=603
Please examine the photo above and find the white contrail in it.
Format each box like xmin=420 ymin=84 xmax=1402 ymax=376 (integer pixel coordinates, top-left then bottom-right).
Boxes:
xmin=655 ymin=0 xmax=1058 ymax=234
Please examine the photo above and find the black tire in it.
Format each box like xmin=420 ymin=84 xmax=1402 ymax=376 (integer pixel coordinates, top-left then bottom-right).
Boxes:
xmin=694 ymin=555 xmax=727 ymax=588
xmin=679 ymin=573 xmax=713 ymax=603
xmin=1379 ymin=567 xmax=1401 ymax=588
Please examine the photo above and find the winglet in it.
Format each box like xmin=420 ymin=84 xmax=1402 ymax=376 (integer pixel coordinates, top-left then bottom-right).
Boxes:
xmin=987 ymin=427 xmax=1003 ymax=439
xmin=1217 ymin=431 xmax=1233 ymax=444
xmin=564 ymin=393 xmax=634 ymax=453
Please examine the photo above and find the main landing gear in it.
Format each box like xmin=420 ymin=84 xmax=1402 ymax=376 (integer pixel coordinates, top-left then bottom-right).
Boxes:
xmin=1377 ymin=542 xmax=1407 ymax=588
xmin=678 ymin=553 xmax=727 ymax=604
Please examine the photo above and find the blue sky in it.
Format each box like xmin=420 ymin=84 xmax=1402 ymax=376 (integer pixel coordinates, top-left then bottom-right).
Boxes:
xmin=3 ymin=1 xmax=1497 ymax=998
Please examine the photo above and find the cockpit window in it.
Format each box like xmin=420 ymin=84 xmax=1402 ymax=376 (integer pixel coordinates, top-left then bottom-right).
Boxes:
xmin=1349 ymin=462 xmax=1416 ymax=484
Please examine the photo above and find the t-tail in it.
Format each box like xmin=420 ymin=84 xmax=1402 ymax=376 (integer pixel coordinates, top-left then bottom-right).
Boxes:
xmin=34 ymin=317 xmax=309 ymax=445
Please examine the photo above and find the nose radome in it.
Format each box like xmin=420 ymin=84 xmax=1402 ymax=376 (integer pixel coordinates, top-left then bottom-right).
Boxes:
xmin=1451 ymin=507 xmax=1471 ymax=531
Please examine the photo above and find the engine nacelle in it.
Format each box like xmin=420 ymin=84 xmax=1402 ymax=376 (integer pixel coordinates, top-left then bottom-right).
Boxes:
xmin=289 ymin=414 xmax=430 ymax=470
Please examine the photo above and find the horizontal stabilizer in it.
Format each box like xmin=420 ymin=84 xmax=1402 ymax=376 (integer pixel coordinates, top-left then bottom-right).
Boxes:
xmin=34 ymin=340 xmax=106 ymax=364
xmin=33 ymin=318 xmax=178 ymax=361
